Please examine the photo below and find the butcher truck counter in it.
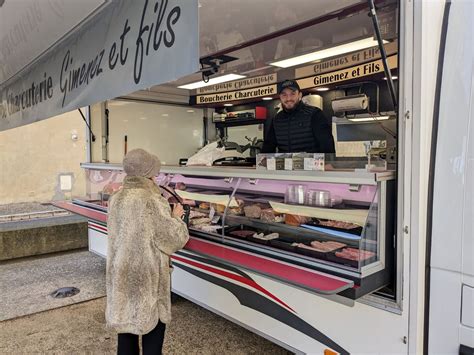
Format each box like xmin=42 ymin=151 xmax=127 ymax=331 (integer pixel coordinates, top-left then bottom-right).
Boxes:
xmin=55 ymin=163 xmax=396 ymax=300
xmin=53 ymin=163 xmax=397 ymax=353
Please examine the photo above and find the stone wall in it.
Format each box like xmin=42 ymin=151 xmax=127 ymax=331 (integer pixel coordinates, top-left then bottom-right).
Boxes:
xmin=0 ymin=216 xmax=88 ymax=261
xmin=0 ymin=111 xmax=88 ymax=204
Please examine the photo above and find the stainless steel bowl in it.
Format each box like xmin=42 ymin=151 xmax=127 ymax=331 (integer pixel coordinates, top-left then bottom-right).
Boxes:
xmin=285 ymin=184 xmax=307 ymax=205
xmin=306 ymin=189 xmax=331 ymax=207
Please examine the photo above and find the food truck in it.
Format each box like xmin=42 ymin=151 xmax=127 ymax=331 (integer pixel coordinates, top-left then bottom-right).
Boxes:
xmin=1 ymin=1 xmax=472 ymax=353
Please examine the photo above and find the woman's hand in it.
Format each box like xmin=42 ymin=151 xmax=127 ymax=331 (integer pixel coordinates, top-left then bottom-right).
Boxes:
xmin=172 ymin=203 xmax=185 ymax=219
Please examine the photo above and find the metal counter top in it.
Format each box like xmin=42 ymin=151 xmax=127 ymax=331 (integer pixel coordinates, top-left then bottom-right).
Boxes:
xmin=81 ymin=162 xmax=395 ymax=185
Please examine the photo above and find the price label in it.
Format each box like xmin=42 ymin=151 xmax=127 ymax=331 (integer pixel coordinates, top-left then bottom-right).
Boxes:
xmin=267 ymin=158 xmax=276 ymax=170
xmin=209 ymin=206 xmax=216 ymax=220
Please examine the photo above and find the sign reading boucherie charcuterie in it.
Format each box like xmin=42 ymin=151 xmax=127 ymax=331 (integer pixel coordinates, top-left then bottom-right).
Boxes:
xmin=295 ymin=41 xmax=397 ymax=78
xmin=196 ymin=74 xmax=277 ymax=94
xmin=297 ymin=54 xmax=398 ymax=90
xmin=0 ymin=0 xmax=198 ymax=132
xmin=195 ymin=84 xmax=277 ymax=104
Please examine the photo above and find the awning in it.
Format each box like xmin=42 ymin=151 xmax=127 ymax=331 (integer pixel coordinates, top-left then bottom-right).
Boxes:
xmin=0 ymin=0 xmax=199 ymax=131
xmin=0 ymin=0 xmax=374 ymax=131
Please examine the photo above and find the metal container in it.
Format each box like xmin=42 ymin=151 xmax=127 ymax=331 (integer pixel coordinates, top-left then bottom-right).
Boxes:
xmin=285 ymin=184 xmax=307 ymax=205
xmin=306 ymin=189 xmax=331 ymax=207
xmin=329 ymin=197 xmax=343 ymax=207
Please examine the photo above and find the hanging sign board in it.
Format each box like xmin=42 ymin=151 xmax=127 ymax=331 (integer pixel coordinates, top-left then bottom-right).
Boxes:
xmin=295 ymin=41 xmax=398 ymax=78
xmin=196 ymin=73 xmax=277 ymax=95
xmin=193 ymin=84 xmax=277 ymax=105
xmin=0 ymin=0 xmax=199 ymax=132
xmin=296 ymin=54 xmax=398 ymax=90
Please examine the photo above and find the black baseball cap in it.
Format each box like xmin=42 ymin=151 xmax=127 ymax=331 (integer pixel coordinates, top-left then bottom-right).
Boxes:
xmin=278 ymin=79 xmax=300 ymax=94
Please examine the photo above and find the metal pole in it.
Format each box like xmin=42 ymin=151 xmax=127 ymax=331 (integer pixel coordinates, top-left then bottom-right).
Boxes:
xmin=367 ymin=0 xmax=398 ymax=111
xmin=77 ymin=108 xmax=95 ymax=142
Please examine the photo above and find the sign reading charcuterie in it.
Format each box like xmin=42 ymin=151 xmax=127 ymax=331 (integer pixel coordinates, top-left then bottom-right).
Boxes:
xmin=0 ymin=0 xmax=199 ymax=132
xmin=295 ymin=41 xmax=398 ymax=78
xmin=296 ymin=54 xmax=398 ymax=90
xmin=194 ymin=84 xmax=277 ymax=105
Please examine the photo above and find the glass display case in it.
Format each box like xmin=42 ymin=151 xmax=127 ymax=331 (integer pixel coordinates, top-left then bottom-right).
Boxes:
xmin=73 ymin=163 xmax=396 ymax=299
xmin=157 ymin=168 xmax=395 ymax=298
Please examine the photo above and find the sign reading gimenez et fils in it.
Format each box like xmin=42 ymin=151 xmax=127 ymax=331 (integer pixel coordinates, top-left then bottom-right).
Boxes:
xmin=195 ymin=84 xmax=277 ymax=105
xmin=296 ymin=54 xmax=398 ymax=90
xmin=0 ymin=0 xmax=199 ymax=132
xmin=196 ymin=74 xmax=277 ymax=95
xmin=295 ymin=41 xmax=398 ymax=78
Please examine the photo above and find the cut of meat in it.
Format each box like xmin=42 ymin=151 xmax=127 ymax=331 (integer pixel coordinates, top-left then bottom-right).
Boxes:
xmin=318 ymin=220 xmax=360 ymax=229
xmin=189 ymin=210 xmax=208 ymax=219
xmin=310 ymin=241 xmax=346 ymax=252
xmin=199 ymin=202 xmax=210 ymax=210
xmin=194 ymin=224 xmax=222 ymax=233
xmin=274 ymin=215 xmax=285 ymax=223
xmin=335 ymin=247 xmax=376 ymax=261
xmin=228 ymin=206 xmax=243 ymax=215
xmin=323 ymin=241 xmax=347 ymax=249
xmin=229 ymin=230 xmax=256 ymax=238
xmin=260 ymin=208 xmax=274 ymax=221
xmin=295 ymin=243 xmax=317 ymax=250
xmin=251 ymin=232 xmax=279 ymax=241
xmin=285 ymin=214 xmax=311 ymax=226
xmin=189 ymin=217 xmax=212 ymax=226
xmin=228 ymin=199 xmax=244 ymax=215
xmin=260 ymin=208 xmax=284 ymax=223
xmin=244 ymin=204 xmax=262 ymax=218
xmin=264 ymin=232 xmax=279 ymax=240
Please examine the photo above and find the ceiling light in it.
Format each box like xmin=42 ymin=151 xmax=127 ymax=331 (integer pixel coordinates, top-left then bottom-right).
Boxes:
xmin=161 ymin=114 xmax=169 ymax=117
xmin=139 ymin=117 xmax=147 ymax=120
xmin=224 ymin=103 xmax=233 ymax=107
xmin=383 ymin=76 xmax=398 ymax=80
xmin=315 ymin=87 xmax=330 ymax=92
xmin=111 ymin=101 xmax=128 ymax=106
xmin=347 ymin=116 xmax=390 ymax=122
xmin=270 ymin=38 xmax=387 ymax=68
xmin=186 ymin=109 xmax=195 ymax=113
xmin=262 ymin=97 xmax=273 ymax=100
xmin=177 ymin=74 xmax=246 ymax=90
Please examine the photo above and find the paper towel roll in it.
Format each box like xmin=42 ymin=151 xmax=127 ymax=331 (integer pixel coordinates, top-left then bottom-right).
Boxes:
xmin=331 ymin=94 xmax=368 ymax=112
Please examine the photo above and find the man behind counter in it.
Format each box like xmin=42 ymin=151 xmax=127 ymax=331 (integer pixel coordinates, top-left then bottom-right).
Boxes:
xmin=261 ymin=79 xmax=335 ymax=153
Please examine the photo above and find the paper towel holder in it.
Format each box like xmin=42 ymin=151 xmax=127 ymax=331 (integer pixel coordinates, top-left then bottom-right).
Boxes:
xmin=331 ymin=94 xmax=369 ymax=113
xmin=331 ymin=81 xmax=380 ymax=117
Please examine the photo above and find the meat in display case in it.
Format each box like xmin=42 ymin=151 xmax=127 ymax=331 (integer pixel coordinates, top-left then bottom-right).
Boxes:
xmin=64 ymin=164 xmax=395 ymax=300
xmin=155 ymin=166 xmax=396 ymax=300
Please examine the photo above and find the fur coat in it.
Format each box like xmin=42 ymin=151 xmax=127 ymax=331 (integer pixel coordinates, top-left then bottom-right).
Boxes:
xmin=106 ymin=176 xmax=189 ymax=334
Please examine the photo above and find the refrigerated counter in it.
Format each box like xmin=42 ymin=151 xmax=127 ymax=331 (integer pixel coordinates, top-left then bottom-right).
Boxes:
xmin=56 ymin=164 xmax=396 ymax=300
xmin=53 ymin=164 xmax=398 ymax=353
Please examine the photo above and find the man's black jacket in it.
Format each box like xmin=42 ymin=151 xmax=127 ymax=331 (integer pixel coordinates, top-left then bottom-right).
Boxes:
xmin=261 ymin=102 xmax=335 ymax=153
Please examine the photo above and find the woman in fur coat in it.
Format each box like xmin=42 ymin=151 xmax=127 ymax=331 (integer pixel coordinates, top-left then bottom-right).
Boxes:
xmin=106 ymin=148 xmax=189 ymax=355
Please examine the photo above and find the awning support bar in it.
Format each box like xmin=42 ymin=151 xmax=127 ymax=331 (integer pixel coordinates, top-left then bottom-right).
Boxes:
xmin=78 ymin=108 xmax=96 ymax=142
xmin=367 ymin=0 xmax=398 ymax=111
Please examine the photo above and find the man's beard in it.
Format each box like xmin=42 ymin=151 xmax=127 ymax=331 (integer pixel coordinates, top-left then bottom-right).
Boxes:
xmin=282 ymin=99 xmax=300 ymax=112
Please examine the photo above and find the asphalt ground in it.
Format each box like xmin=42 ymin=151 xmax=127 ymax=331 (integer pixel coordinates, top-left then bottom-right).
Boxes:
xmin=0 ymin=250 xmax=290 ymax=354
